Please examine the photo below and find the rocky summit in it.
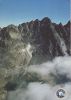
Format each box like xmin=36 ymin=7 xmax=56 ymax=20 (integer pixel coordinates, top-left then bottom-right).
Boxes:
xmin=0 ymin=17 xmax=70 ymax=100
xmin=0 ymin=17 xmax=70 ymax=62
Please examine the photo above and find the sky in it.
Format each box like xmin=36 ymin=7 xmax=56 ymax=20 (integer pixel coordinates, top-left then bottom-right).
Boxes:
xmin=0 ymin=0 xmax=70 ymax=27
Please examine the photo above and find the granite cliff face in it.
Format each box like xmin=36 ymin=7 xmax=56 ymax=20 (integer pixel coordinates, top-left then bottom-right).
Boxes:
xmin=0 ymin=17 xmax=70 ymax=63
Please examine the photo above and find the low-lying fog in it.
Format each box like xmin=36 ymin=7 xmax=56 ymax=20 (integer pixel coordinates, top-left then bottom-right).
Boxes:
xmin=7 ymin=56 xmax=71 ymax=100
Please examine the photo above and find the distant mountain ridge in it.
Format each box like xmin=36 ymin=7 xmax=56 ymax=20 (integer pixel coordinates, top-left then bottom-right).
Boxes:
xmin=0 ymin=17 xmax=70 ymax=63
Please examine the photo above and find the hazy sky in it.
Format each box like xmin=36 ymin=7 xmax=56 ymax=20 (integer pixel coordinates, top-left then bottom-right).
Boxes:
xmin=0 ymin=0 xmax=70 ymax=27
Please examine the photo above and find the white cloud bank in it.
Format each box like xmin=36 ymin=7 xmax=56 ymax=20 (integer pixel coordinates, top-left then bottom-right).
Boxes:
xmin=28 ymin=56 xmax=71 ymax=81
xmin=7 ymin=56 xmax=71 ymax=100
xmin=8 ymin=82 xmax=71 ymax=100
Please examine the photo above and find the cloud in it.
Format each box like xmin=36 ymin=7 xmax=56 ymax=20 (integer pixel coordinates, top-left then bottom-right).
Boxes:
xmin=28 ymin=56 xmax=71 ymax=83
xmin=7 ymin=56 xmax=71 ymax=100
xmin=8 ymin=82 xmax=71 ymax=100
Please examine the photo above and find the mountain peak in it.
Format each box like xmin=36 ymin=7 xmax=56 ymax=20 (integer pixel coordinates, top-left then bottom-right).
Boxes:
xmin=65 ymin=20 xmax=70 ymax=27
xmin=0 ymin=17 xmax=70 ymax=61
xmin=41 ymin=17 xmax=51 ymax=23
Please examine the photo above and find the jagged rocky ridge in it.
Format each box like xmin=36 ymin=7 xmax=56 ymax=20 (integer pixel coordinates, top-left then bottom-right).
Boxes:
xmin=0 ymin=17 xmax=70 ymax=100
xmin=0 ymin=17 xmax=70 ymax=62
